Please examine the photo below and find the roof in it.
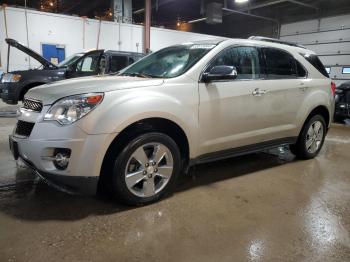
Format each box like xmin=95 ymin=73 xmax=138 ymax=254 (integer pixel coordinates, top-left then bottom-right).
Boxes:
xmin=104 ymin=50 xmax=145 ymax=56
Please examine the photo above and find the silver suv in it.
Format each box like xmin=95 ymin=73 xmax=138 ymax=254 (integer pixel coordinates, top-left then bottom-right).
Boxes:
xmin=9 ymin=37 xmax=334 ymax=205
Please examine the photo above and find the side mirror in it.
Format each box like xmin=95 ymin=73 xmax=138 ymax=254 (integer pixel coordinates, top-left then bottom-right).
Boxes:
xmin=202 ymin=65 xmax=237 ymax=83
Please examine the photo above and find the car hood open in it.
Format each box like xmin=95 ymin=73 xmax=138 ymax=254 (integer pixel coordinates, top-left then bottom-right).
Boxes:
xmin=26 ymin=75 xmax=165 ymax=105
xmin=6 ymin=38 xmax=57 ymax=69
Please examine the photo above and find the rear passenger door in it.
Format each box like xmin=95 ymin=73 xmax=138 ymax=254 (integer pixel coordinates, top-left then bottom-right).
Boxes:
xmin=260 ymin=47 xmax=307 ymax=137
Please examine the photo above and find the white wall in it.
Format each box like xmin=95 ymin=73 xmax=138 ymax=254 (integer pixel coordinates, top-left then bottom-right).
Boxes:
xmin=0 ymin=6 xmax=219 ymax=72
xmin=280 ymin=14 xmax=350 ymax=86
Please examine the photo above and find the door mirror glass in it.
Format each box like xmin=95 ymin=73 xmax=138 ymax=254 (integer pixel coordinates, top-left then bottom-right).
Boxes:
xmin=202 ymin=65 xmax=237 ymax=82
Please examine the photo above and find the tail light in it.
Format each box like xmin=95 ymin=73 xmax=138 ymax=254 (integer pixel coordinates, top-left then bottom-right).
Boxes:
xmin=331 ymin=82 xmax=336 ymax=97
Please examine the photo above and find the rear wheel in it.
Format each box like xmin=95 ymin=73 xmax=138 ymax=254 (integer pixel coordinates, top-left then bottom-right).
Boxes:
xmin=290 ymin=115 xmax=326 ymax=159
xmin=111 ymin=132 xmax=181 ymax=205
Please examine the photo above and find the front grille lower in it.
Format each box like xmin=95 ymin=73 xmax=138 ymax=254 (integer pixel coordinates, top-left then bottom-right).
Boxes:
xmin=23 ymin=98 xmax=43 ymax=112
xmin=15 ymin=120 xmax=35 ymax=137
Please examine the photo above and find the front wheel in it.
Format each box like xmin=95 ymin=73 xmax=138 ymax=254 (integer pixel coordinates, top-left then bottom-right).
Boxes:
xmin=290 ymin=115 xmax=327 ymax=159
xmin=111 ymin=132 xmax=181 ymax=205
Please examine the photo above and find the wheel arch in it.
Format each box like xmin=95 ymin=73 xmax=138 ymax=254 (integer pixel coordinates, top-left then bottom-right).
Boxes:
xmin=99 ymin=117 xmax=190 ymax=189
xmin=306 ymin=105 xmax=331 ymax=128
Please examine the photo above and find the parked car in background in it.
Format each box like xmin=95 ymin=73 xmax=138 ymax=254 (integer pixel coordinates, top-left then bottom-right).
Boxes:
xmin=0 ymin=38 xmax=144 ymax=104
xmin=334 ymin=81 xmax=350 ymax=121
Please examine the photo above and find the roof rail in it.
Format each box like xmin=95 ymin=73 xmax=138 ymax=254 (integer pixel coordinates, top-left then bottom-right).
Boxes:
xmin=248 ymin=36 xmax=307 ymax=49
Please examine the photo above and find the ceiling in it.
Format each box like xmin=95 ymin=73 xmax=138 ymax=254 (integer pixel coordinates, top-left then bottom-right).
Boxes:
xmin=133 ymin=0 xmax=350 ymax=37
xmin=2 ymin=0 xmax=350 ymax=37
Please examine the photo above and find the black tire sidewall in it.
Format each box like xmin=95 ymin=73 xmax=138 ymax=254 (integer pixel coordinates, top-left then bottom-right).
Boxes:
xmin=111 ymin=132 xmax=181 ymax=205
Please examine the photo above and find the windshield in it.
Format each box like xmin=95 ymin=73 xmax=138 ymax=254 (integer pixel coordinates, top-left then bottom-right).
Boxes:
xmin=120 ymin=44 xmax=216 ymax=78
xmin=58 ymin=53 xmax=84 ymax=67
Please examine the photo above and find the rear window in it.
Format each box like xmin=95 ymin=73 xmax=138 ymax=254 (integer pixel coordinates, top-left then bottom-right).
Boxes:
xmin=301 ymin=53 xmax=329 ymax=78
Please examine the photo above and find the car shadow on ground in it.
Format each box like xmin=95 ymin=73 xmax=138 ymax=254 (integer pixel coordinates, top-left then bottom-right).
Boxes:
xmin=0 ymin=148 xmax=295 ymax=222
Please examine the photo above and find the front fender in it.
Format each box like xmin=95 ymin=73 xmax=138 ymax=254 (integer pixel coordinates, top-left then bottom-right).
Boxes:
xmin=78 ymin=88 xmax=199 ymax=157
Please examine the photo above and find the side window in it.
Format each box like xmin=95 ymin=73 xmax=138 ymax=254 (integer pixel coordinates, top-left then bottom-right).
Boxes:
xmin=263 ymin=48 xmax=297 ymax=79
xmin=296 ymin=60 xmax=307 ymax=78
xmin=76 ymin=53 xmax=100 ymax=72
xmin=129 ymin=57 xmax=135 ymax=65
xmin=109 ymin=55 xmax=128 ymax=73
xmin=207 ymin=46 xmax=261 ymax=80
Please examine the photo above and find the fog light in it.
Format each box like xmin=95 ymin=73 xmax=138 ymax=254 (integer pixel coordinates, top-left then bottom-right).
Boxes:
xmin=53 ymin=149 xmax=71 ymax=170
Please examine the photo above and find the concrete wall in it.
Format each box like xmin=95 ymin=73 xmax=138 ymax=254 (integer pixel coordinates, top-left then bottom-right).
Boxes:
xmin=0 ymin=6 xmax=219 ymax=72
xmin=280 ymin=14 xmax=350 ymax=86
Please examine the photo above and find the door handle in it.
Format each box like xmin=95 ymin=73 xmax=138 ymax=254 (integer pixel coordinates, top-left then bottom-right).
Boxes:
xmin=299 ymin=86 xmax=309 ymax=92
xmin=252 ymin=88 xmax=267 ymax=96
xmin=299 ymin=82 xmax=309 ymax=92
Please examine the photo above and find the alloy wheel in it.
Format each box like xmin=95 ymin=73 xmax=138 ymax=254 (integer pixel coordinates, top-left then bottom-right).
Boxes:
xmin=124 ymin=142 xmax=174 ymax=197
xmin=305 ymin=120 xmax=324 ymax=154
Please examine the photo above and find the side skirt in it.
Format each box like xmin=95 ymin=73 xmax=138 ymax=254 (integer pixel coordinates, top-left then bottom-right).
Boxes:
xmin=189 ymin=137 xmax=297 ymax=166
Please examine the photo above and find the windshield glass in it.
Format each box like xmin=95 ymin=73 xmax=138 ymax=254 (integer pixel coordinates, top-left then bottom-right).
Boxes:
xmin=120 ymin=44 xmax=216 ymax=78
xmin=58 ymin=53 xmax=84 ymax=67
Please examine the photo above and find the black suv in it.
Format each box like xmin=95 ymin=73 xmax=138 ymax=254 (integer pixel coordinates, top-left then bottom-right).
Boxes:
xmin=334 ymin=81 xmax=350 ymax=121
xmin=0 ymin=38 xmax=144 ymax=104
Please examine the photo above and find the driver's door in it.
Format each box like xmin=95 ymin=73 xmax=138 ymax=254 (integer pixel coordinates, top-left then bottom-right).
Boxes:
xmin=198 ymin=46 xmax=271 ymax=155
xmin=66 ymin=50 xmax=104 ymax=78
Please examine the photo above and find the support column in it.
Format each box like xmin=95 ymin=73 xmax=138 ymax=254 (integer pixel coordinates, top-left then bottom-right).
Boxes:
xmin=144 ymin=0 xmax=151 ymax=53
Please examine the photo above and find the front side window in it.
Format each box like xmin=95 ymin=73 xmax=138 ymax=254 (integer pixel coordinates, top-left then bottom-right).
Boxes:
xmin=76 ymin=53 xmax=100 ymax=72
xmin=263 ymin=48 xmax=297 ymax=79
xmin=207 ymin=46 xmax=262 ymax=80
xmin=121 ymin=44 xmax=216 ymax=78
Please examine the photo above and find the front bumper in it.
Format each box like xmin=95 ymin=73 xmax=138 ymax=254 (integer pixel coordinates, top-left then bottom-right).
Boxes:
xmin=10 ymin=107 xmax=118 ymax=195
xmin=0 ymin=82 xmax=21 ymax=104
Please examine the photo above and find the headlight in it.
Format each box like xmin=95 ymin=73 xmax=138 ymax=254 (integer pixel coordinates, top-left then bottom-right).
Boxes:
xmin=44 ymin=93 xmax=104 ymax=125
xmin=1 ymin=73 xmax=21 ymax=83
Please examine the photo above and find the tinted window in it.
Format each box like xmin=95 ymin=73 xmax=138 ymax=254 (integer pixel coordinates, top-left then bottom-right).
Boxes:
xmin=301 ymin=53 xmax=329 ymax=78
xmin=109 ymin=55 xmax=128 ymax=73
xmin=208 ymin=46 xmax=261 ymax=80
xmin=296 ymin=60 xmax=307 ymax=78
xmin=263 ymin=48 xmax=297 ymax=79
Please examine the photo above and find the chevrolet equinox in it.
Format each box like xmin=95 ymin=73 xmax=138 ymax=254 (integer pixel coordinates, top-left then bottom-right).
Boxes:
xmin=9 ymin=37 xmax=334 ymax=205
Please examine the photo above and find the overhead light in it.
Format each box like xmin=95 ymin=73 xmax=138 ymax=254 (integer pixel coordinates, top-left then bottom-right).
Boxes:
xmin=235 ymin=0 xmax=249 ymax=3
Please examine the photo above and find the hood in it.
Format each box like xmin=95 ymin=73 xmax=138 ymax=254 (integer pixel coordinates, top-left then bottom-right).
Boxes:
xmin=26 ymin=75 xmax=165 ymax=105
xmin=6 ymin=38 xmax=57 ymax=69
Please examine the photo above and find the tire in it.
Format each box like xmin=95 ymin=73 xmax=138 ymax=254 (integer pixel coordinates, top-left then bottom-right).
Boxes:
xmin=111 ymin=132 xmax=181 ymax=205
xmin=290 ymin=115 xmax=327 ymax=160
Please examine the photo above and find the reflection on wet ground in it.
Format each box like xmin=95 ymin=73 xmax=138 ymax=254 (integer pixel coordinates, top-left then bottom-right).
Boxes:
xmin=0 ymin=118 xmax=349 ymax=262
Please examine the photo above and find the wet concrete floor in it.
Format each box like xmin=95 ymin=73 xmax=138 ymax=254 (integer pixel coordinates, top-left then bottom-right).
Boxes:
xmin=0 ymin=116 xmax=349 ymax=262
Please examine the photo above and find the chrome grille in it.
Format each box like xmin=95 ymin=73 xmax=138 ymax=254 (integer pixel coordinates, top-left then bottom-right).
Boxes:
xmin=15 ymin=120 xmax=35 ymax=137
xmin=23 ymin=98 xmax=43 ymax=112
